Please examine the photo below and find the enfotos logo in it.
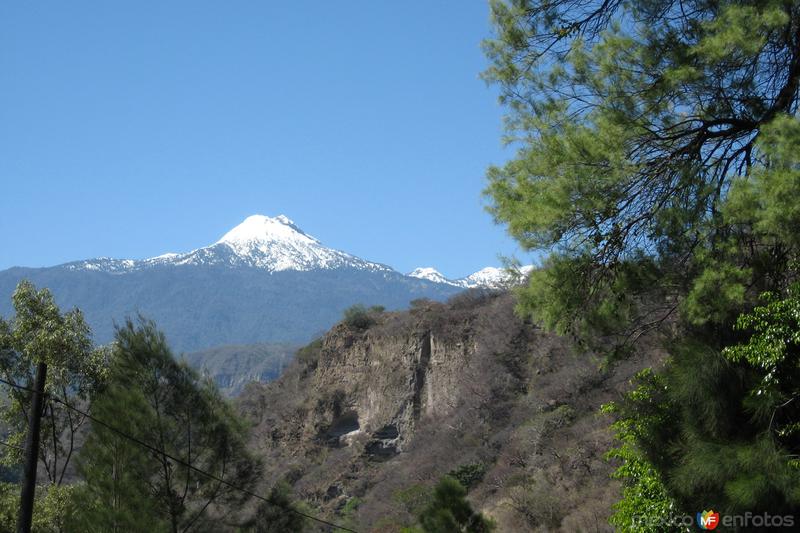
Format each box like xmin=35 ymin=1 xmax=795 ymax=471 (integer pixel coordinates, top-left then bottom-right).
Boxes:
xmin=632 ymin=510 xmax=795 ymax=529
xmin=697 ymin=509 xmax=720 ymax=530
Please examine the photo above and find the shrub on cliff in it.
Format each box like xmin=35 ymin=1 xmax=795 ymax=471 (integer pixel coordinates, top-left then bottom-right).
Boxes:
xmin=296 ymin=338 xmax=323 ymax=369
xmin=342 ymin=304 xmax=379 ymax=330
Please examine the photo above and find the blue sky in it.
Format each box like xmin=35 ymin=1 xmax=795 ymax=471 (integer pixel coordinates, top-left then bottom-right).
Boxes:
xmin=0 ymin=1 xmax=528 ymax=278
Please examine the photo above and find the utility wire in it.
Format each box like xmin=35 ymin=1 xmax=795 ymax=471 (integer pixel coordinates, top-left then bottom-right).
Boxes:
xmin=0 ymin=376 xmax=37 ymax=395
xmin=0 ymin=376 xmax=357 ymax=533
xmin=0 ymin=439 xmax=23 ymax=451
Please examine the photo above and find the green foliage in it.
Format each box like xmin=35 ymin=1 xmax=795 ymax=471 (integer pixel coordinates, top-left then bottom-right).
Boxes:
xmin=71 ymin=378 xmax=168 ymax=532
xmin=0 ymin=482 xmax=16 ymax=530
xmin=334 ymin=496 xmax=362 ymax=532
xmin=724 ymin=283 xmax=800 ymax=441
xmin=246 ymin=482 xmax=307 ymax=532
xmin=416 ymin=477 xmax=494 ymax=533
xmin=726 ymin=284 xmax=800 ymax=382
xmin=0 ymin=281 xmax=107 ymax=484
xmin=76 ymin=318 xmax=262 ymax=532
xmin=683 ymin=261 xmax=750 ymax=326
xmin=602 ymin=372 xmax=687 ymax=532
xmin=295 ymin=338 xmax=323 ymax=369
xmin=516 ymin=253 xmax=663 ymax=345
xmin=682 ymin=115 xmax=800 ymax=326
xmin=0 ymin=482 xmax=80 ymax=533
xmin=607 ymin=339 xmax=800 ymax=519
xmin=447 ymin=463 xmax=487 ymax=491
xmin=729 ymin=115 xmax=800 ymax=248
xmin=605 ymin=443 xmax=685 ymax=533
xmin=342 ymin=304 xmax=376 ymax=330
xmin=340 ymin=496 xmax=361 ymax=517
xmin=484 ymin=3 xmax=800 ymax=526
xmin=483 ymin=0 xmax=800 ymax=340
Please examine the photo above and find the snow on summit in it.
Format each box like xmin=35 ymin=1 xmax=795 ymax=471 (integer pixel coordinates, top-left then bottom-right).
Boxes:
xmin=407 ymin=267 xmax=455 ymax=286
xmin=207 ymin=214 xmax=388 ymax=271
xmin=216 ymin=214 xmax=312 ymax=246
xmin=458 ymin=266 xmax=534 ymax=289
xmin=62 ymin=213 xmax=531 ymax=287
xmin=67 ymin=214 xmax=390 ymax=274
xmin=408 ymin=264 xmax=535 ymax=289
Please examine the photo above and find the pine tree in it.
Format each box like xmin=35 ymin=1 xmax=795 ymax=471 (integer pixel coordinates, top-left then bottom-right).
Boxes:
xmin=482 ymin=0 xmax=800 ymax=343
xmin=482 ymin=0 xmax=800 ymax=524
xmin=74 ymin=318 xmax=261 ymax=531
xmin=70 ymin=379 xmax=166 ymax=532
xmin=417 ymin=477 xmax=494 ymax=533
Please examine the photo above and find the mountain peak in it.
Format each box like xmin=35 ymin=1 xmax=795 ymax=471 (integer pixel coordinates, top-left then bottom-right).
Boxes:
xmin=216 ymin=214 xmax=313 ymax=246
xmin=59 ymin=213 xmax=522 ymax=282
xmin=407 ymin=264 xmax=535 ymax=289
xmin=188 ymin=214 xmax=388 ymax=273
xmin=407 ymin=267 xmax=453 ymax=285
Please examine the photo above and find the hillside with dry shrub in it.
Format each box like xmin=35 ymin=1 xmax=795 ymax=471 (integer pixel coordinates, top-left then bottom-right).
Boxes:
xmin=238 ymin=291 xmax=664 ymax=531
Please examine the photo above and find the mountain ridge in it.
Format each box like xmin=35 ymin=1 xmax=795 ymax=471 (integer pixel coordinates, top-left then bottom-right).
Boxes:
xmin=53 ymin=214 xmax=518 ymax=286
xmin=1 ymin=214 xmax=529 ymax=352
xmin=406 ymin=264 xmax=534 ymax=289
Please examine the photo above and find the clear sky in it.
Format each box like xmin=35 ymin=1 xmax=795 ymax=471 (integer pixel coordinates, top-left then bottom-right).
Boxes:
xmin=0 ymin=1 xmax=529 ymax=278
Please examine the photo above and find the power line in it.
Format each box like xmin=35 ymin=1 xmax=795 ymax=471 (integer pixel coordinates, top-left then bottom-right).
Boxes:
xmin=50 ymin=395 xmax=358 ymax=532
xmin=0 ymin=439 xmax=23 ymax=451
xmin=0 ymin=376 xmax=37 ymax=395
xmin=0 ymin=376 xmax=357 ymax=533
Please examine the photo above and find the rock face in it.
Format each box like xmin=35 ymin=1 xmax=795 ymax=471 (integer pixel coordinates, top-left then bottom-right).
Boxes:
xmin=238 ymin=291 xmax=664 ymax=531
xmin=307 ymin=324 xmax=475 ymax=455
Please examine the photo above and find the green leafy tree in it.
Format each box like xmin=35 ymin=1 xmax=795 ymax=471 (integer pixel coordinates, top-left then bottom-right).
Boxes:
xmin=0 ymin=281 xmax=106 ymax=531
xmin=0 ymin=482 xmax=79 ymax=533
xmin=602 ymin=371 xmax=688 ymax=533
xmin=608 ymin=337 xmax=800 ymax=518
xmin=0 ymin=281 xmax=107 ymax=485
xmin=75 ymin=318 xmax=261 ymax=532
xmin=416 ymin=477 xmax=494 ymax=533
xmin=601 ymin=119 xmax=800 ymax=521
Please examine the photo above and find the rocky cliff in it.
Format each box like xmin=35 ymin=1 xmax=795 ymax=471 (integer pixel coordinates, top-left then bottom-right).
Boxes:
xmin=238 ymin=291 xmax=663 ymax=531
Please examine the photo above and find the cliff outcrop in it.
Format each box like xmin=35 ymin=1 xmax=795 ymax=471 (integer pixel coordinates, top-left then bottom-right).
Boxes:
xmin=239 ymin=291 xmax=663 ymax=531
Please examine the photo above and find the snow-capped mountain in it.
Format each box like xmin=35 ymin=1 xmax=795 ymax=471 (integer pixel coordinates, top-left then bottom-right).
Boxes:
xmin=406 ymin=267 xmax=453 ymax=285
xmin=407 ymin=264 xmax=534 ymax=289
xmin=66 ymin=214 xmax=530 ymax=289
xmin=1 ymin=214 xmax=531 ymax=352
xmin=67 ymin=215 xmax=390 ymax=274
xmin=459 ymin=265 xmax=535 ymax=289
